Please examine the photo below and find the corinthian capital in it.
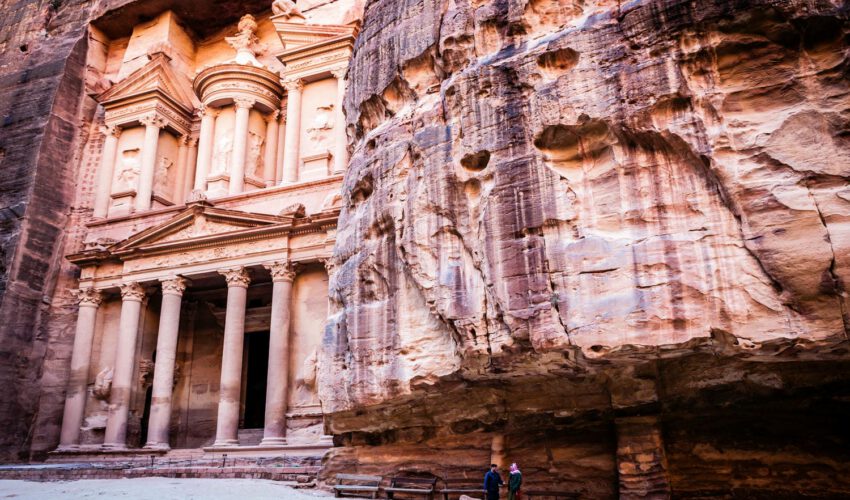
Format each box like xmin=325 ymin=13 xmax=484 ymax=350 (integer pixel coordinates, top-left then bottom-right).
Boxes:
xmin=74 ymin=287 xmax=103 ymax=307
xmin=160 ymin=276 xmax=189 ymax=296
xmin=139 ymin=113 xmax=166 ymax=129
xmin=283 ymin=78 xmax=304 ymax=92
xmin=234 ymin=97 xmax=256 ymax=109
xmin=119 ymin=282 xmax=147 ymax=302
xmin=265 ymin=110 xmax=280 ymax=123
xmin=330 ymin=67 xmax=347 ymax=80
xmin=100 ymin=124 xmax=122 ymax=139
xmin=265 ymin=261 xmax=296 ymax=283
xmin=219 ymin=267 xmax=251 ymax=288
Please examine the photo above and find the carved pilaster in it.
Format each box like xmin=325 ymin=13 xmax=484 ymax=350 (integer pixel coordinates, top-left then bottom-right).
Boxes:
xmin=219 ymin=267 xmax=251 ymax=288
xmin=119 ymin=282 xmax=147 ymax=302
xmin=265 ymin=262 xmax=296 ymax=283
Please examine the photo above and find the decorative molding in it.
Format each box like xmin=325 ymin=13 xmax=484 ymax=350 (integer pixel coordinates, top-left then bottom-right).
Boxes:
xmin=219 ymin=267 xmax=251 ymax=288
xmin=265 ymin=261 xmax=296 ymax=282
xmin=160 ymin=276 xmax=189 ymax=295
xmin=120 ymin=281 xmax=147 ymax=301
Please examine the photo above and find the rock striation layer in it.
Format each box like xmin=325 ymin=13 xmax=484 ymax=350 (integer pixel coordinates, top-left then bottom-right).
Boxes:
xmin=322 ymin=0 xmax=850 ymax=496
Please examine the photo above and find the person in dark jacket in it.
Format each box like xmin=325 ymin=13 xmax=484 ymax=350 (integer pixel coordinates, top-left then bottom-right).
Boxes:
xmin=484 ymin=463 xmax=504 ymax=500
xmin=508 ymin=463 xmax=522 ymax=500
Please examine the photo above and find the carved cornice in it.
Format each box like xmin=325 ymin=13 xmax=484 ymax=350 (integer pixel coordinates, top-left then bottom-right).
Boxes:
xmin=219 ymin=267 xmax=251 ymax=288
xmin=74 ymin=287 xmax=103 ymax=307
xmin=265 ymin=261 xmax=296 ymax=282
xmin=194 ymin=64 xmax=283 ymax=111
xmin=120 ymin=282 xmax=147 ymax=302
xmin=160 ymin=276 xmax=189 ymax=295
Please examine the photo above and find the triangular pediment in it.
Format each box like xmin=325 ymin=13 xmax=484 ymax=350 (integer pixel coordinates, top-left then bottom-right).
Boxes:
xmin=110 ymin=204 xmax=292 ymax=255
xmin=272 ymin=20 xmax=356 ymax=51
xmin=98 ymin=52 xmax=196 ymax=111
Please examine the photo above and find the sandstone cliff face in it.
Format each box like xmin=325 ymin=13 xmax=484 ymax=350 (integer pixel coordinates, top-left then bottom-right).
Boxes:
xmin=322 ymin=0 xmax=850 ymax=496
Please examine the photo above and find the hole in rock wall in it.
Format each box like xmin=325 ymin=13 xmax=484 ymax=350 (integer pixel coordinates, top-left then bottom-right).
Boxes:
xmin=460 ymin=150 xmax=490 ymax=171
xmin=524 ymin=0 xmax=584 ymax=35
xmin=537 ymin=47 xmax=579 ymax=77
xmin=350 ymin=173 xmax=373 ymax=206
xmin=533 ymin=119 xmax=615 ymax=181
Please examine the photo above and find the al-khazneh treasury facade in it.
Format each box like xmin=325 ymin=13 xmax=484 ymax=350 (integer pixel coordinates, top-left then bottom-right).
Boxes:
xmin=53 ymin=0 xmax=359 ymax=454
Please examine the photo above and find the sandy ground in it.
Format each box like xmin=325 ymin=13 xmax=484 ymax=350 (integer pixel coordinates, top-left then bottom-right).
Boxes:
xmin=0 ymin=478 xmax=333 ymax=499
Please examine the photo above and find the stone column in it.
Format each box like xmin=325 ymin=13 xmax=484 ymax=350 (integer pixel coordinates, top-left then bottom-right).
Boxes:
xmin=173 ymin=136 xmax=190 ymax=202
xmin=616 ymin=416 xmax=671 ymax=499
xmin=281 ymin=79 xmax=303 ymax=184
xmin=331 ymin=68 xmax=348 ymax=174
xmin=103 ymin=282 xmax=147 ymax=449
xmin=194 ymin=105 xmax=217 ymax=192
xmin=275 ymin=107 xmax=286 ymax=183
xmin=144 ymin=277 xmax=188 ymax=450
xmin=262 ymin=111 xmax=280 ymax=187
xmin=136 ymin=114 xmax=166 ymax=212
xmin=182 ymin=138 xmax=198 ymax=202
xmin=229 ymin=98 xmax=255 ymax=196
xmin=93 ymin=125 xmax=122 ymax=218
xmin=260 ymin=262 xmax=295 ymax=446
xmin=213 ymin=267 xmax=251 ymax=447
xmin=57 ymin=287 xmax=103 ymax=450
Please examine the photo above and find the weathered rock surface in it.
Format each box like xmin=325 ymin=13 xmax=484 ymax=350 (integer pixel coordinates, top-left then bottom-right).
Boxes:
xmin=322 ymin=0 xmax=850 ymax=496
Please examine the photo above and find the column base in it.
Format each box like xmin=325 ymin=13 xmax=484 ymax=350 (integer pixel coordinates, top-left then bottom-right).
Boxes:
xmin=212 ymin=439 xmax=239 ymax=447
xmin=55 ymin=444 xmax=80 ymax=452
xmin=259 ymin=437 xmax=287 ymax=446
xmin=318 ymin=435 xmax=334 ymax=445
xmin=143 ymin=442 xmax=171 ymax=451
xmin=101 ymin=443 xmax=129 ymax=451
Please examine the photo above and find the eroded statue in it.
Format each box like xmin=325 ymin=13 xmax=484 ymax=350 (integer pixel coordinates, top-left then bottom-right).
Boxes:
xmin=92 ymin=367 xmax=113 ymax=400
xmin=115 ymin=149 xmax=141 ymax=192
xmin=272 ymin=0 xmax=306 ymax=21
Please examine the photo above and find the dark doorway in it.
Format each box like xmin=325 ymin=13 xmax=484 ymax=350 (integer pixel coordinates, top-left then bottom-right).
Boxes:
xmin=139 ymin=385 xmax=153 ymax=446
xmin=242 ymin=331 xmax=269 ymax=429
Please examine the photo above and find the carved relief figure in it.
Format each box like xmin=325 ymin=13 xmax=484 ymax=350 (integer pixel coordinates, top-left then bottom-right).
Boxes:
xmin=92 ymin=367 xmax=113 ymax=400
xmin=247 ymin=132 xmax=265 ymax=177
xmin=212 ymin=134 xmax=233 ymax=175
xmin=153 ymin=156 xmax=173 ymax=198
xmin=115 ymin=149 xmax=141 ymax=192
xmin=306 ymin=104 xmax=334 ymax=145
xmin=271 ymin=0 xmax=306 ymax=21
xmin=293 ymin=347 xmax=320 ymax=407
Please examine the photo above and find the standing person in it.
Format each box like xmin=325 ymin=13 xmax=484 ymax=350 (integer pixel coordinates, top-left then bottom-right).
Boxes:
xmin=484 ymin=463 xmax=504 ymax=500
xmin=508 ymin=463 xmax=523 ymax=500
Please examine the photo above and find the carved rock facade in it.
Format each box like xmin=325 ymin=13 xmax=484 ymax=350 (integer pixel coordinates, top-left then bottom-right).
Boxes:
xmin=321 ymin=0 xmax=850 ymax=497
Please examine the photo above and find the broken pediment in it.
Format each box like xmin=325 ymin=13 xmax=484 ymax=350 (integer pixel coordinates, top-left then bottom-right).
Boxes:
xmin=98 ymin=52 xmax=197 ymax=113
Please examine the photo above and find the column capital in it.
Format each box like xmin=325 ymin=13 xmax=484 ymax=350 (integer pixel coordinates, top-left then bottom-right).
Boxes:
xmin=100 ymin=124 xmax=123 ymax=138
xmin=119 ymin=282 xmax=147 ymax=302
xmin=265 ymin=262 xmax=296 ymax=283
xmin=73 ymin=287 xmax=103 ymax=307
xmin=139 ymin=113 xmax=166 ymax=129
xmin=320 ymin=258 xmax=337 ymax=276
xmin=197 ymin=104 xmax=220 ymax=119
xmin=160 ymin=276 xmax=189 ymax=296
xmin=330 ymin=67 xmax=347 ymax=80
xmin=283 ymin=78 xmax=304 ymax=92
xmin=265 ymin=110 xmax=280 ymax=123
xmin=219 ymin=267 xmax=251 ymax=288
xmin=233 ymin=97 xmax=255 ymax=109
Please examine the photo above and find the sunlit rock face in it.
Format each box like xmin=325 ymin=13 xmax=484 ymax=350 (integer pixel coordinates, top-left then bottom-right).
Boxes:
xmin=321 ymin=0 xmax=850 ymax=496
